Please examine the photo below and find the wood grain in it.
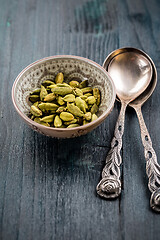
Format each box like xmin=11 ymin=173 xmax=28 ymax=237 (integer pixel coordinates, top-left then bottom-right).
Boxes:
xmin=0 ymin=0 xmax=160 ymax=239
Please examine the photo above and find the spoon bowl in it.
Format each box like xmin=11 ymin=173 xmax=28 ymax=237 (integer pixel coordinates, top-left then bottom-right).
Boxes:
xmin=129 ymin=52 xmax=157 ymax=107
xmin=104 ymin=48 xmax=152 ymax=102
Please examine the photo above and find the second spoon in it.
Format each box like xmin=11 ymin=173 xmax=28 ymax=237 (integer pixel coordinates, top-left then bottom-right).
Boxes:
xmin=97 ymin=48 xmax=152 ymax=198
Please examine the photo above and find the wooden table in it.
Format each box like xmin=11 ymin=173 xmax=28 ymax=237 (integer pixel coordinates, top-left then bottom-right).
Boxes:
xmin=1 ymin=0 xmax=160 ymax=239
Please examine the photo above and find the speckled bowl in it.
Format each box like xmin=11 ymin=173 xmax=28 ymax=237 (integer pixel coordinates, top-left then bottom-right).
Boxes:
xmin=12 ymin=55 xmax=116 ymax=138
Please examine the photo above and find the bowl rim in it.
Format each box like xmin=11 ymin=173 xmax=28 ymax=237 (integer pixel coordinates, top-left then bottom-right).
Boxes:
xmin=12 ymin=55 xmax=116 ymax=131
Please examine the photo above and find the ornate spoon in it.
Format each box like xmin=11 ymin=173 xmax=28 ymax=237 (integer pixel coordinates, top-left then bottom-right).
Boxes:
xmin=97 ymin=48 xmax=152 ymax=199
xmin=128 ymin=51 xmax=160 ymax=212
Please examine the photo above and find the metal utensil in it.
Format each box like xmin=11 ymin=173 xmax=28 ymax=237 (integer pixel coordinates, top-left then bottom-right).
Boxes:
xmin=128 ymin=52 xmax=160 ymax=212
xmin=97 ymin=48 xmax=152 ymax=199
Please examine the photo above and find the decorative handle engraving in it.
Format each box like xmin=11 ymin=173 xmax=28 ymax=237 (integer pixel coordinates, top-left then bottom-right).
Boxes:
xmin=135 ymin=107 xmax=160 ymax=212
xmin=96 ymin=102 xmax=127 ymax=198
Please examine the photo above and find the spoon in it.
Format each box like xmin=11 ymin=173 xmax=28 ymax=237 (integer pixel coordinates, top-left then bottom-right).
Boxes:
xmin=96 ymin=48 xmax=152 ymax=199
xmin=128 ymin=51 xmax=160 ymax=212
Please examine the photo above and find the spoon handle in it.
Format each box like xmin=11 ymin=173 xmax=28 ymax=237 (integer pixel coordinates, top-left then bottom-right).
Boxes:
xmin=135 ymin=106 xmax=160 ymax=212
xmin=96 ymin=101 xmax=127 ymax=198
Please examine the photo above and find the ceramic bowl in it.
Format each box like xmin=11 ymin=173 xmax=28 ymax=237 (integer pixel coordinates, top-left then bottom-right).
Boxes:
xmin=12 ymin=55 xmax=116 ymax=138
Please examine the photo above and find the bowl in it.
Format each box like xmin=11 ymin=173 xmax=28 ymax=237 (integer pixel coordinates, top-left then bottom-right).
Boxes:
xmin=12 ymin=55 xmax=116 ymax=138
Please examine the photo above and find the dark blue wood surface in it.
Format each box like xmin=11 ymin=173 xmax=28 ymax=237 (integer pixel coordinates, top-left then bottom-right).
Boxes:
xmin=0 ymin=0 xmax=160 ymax=239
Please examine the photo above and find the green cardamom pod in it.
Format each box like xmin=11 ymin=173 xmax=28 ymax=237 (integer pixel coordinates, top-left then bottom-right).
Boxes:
xmin=56 ymin=106 xmax=66 ymax=113
xmin=75 ymin=97 xmax=86 ymax=113
xmin=69 ymin=80 xmax=80 ymax=88
xmin=73 ymin=88 xmax=83 ymax=96
xmin=83 ymin=119 xmax=89 ymax=125
xmin=91 ymin=114 xmax=98 ymax=121
xmin=90 ymin=103 xmax=98 ymax=114
xmin=38 ymin=103 xmax=59 ymax=112
xmin=48 ymin=84 xmax=57 ymax=89
xmin=54 ymin=115 xmax=62 ymax=127
xmin=44 ymin=93 xmax=56 ymax=102
xmin=64 ymin=119 xmax=77 ymax=126
xmin=67 ymin=124 xmax=80 ymax=128
xmin=86 ymin=96 xmax=96 ymax=105
xmin=55 ymin=72 xmax=64 ymax=83
xmin=63 ymin=94 xmax=75 ymax=102
xmin=93 ymin=88 xmax=101 ymax=106
xmin=80 ymin=95 xmax=87 ymax=100
xmin=57 ymin=96 xmax=65 ymax=105
xmin=58 ymin=124 xmax=66 ymax=128
xmin=31 ymin=115 xmax=35 ymax=120
xmin=52 ymin=87 xmax=73 ymax=96
xmin=82 ymin=87 xmax=93 ymax=94
xmin=29 ymin=95 xmax=40 ymax=103
xmin=40 ymin=114 xmax=55 ymax=123
xmin=33 ymin=101 xmax=39 ymax=107
xmin=30 ymin=89 xmax=41 ymax=95
xmin=42 ymin=80 xmax=54 ymax=87
xmin=84 ymin=93 xmax=92 ymax=97
xmin=60 ymin=112 xmax=74 ymax=121
xmin=30 ymin=105 xmax=42 ymax=116
xmin=67 ymin=103 xmax=84 ymax=117
xmin=84 ymin=112 xmax=92 ymax=121
xmin=79 ymin=80 xmax=88 ymax=88
xmin=34 ymin=117 xmax=50 ymax=126
xmin=56 ymin=83 xmax=70 ymax=87
xmin=40 ymin=85 xmax=48 ymax=101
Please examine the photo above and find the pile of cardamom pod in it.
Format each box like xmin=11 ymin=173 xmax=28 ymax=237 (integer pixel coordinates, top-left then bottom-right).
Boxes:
xmin=29 ymin=72 xmax=101 ymax=128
